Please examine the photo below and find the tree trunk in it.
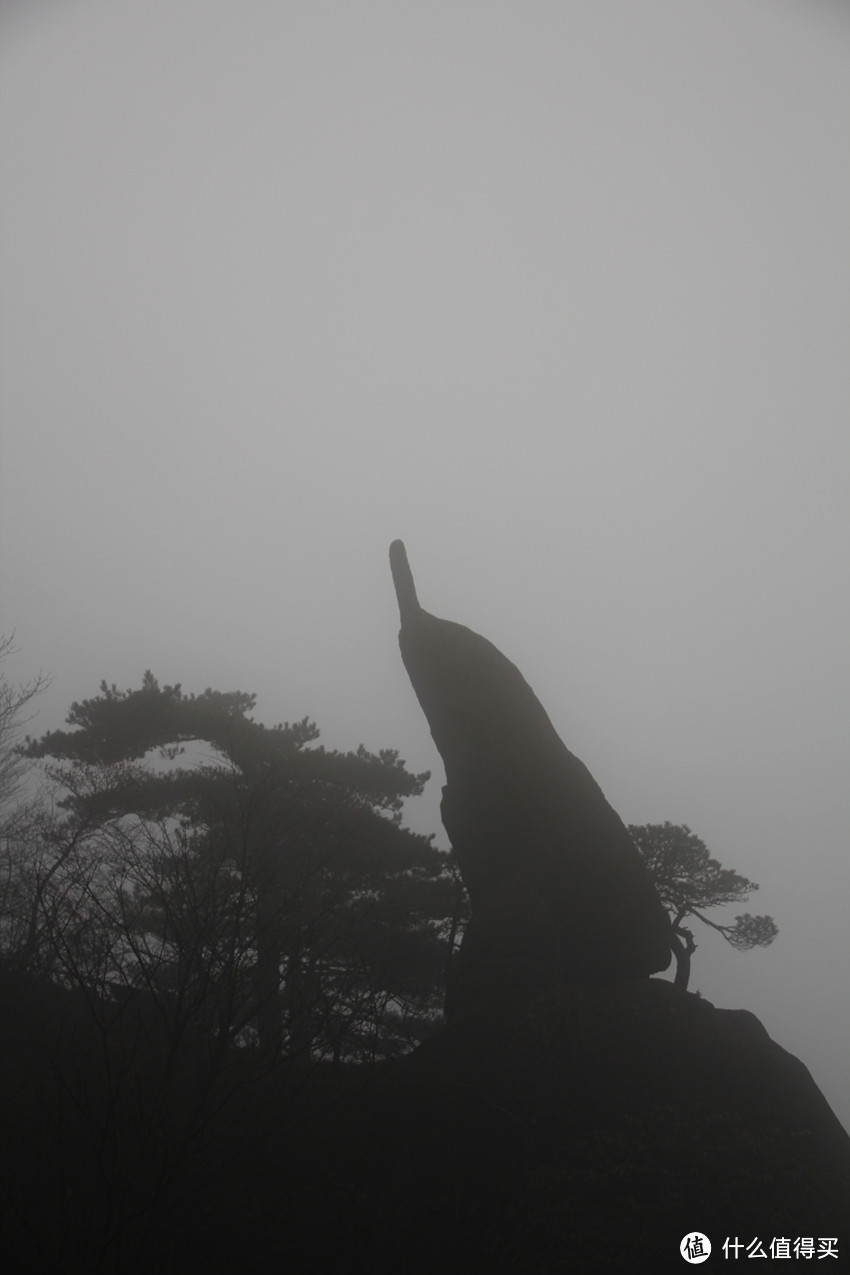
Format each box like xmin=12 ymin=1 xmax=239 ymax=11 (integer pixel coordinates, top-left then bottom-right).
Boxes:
xmin=255 ymin=884 xmax=284 ymax=1053
xmin=670 ymin=927 xmax=696 ymax=990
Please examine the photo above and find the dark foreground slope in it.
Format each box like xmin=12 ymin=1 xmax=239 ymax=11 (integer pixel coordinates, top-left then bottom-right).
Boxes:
xmin=3 ymin=973 xmax=846 ymax=1274
xmin=267 ymin=979 xmax=849 ymax=1273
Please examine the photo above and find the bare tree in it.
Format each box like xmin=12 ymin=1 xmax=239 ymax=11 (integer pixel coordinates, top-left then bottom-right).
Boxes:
xmin=0 ymin=633 xmax=50 ymax=816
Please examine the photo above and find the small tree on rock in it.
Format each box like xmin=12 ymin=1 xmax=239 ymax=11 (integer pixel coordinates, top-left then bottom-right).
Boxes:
xmin=629 ymin=821 xmax=778 ymax=990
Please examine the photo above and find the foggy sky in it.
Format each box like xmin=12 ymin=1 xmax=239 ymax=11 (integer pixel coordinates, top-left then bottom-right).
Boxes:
xmin=1 ymin=1 xmax=848 ymax=1126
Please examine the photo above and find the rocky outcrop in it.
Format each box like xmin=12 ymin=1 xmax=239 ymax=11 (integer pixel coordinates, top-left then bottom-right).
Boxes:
xmin=376 ymin=542 xmax=848 ymax=1266
xmin=291 ymin=980 xmax=850 ymax=1272
xmin=389 ymin=539 xmax=672 ymax=1010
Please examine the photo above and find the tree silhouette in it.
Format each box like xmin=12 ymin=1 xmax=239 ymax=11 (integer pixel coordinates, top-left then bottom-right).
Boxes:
xmin=21 ymin=672 xmax=454 ymax=1060
xmin=629 ymin=821 xmax=778 ymax=989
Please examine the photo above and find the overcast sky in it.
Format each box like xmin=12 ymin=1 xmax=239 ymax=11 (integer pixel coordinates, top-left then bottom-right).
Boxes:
xmin=1 ymin=0 xmax=848 ymax=1127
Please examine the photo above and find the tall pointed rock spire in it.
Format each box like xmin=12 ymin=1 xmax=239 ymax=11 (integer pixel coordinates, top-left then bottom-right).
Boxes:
xmin=389 ymin=540 xmax=672 ymax=1016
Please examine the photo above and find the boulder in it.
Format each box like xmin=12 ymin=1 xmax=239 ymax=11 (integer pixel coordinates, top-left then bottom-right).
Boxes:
xmin=389 ymin=540 xmax=672 ymax=1006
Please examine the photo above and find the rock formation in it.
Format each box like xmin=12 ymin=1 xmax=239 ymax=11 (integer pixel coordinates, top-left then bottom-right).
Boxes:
xmin=389 ymin=539 xmax=672 ymax=1011
xmin=1 ymin=544 xmax=846 ymax=1273
xmin=296 ymin=979 xmax=850 ymax=1271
